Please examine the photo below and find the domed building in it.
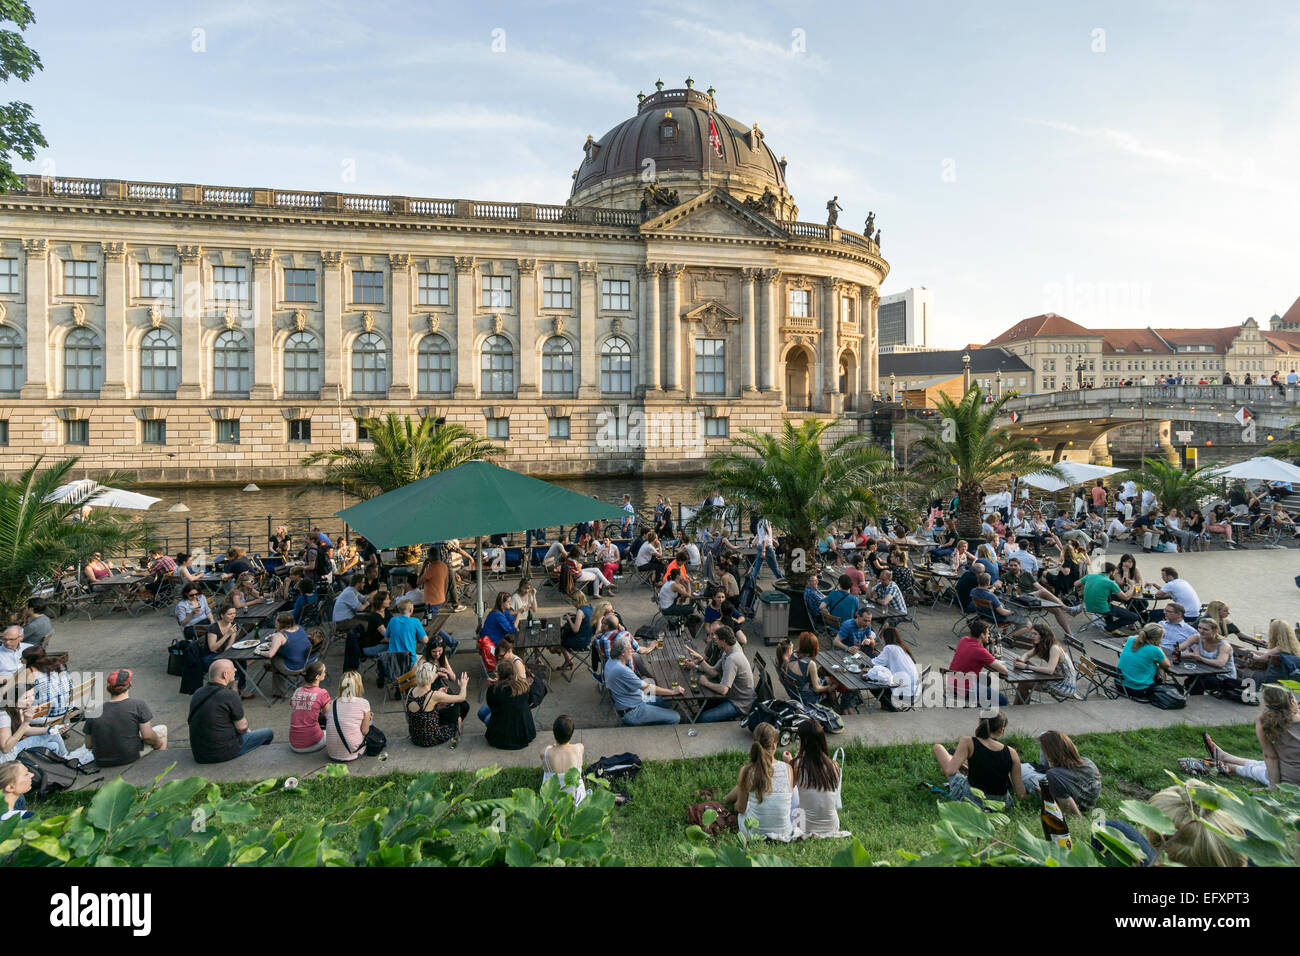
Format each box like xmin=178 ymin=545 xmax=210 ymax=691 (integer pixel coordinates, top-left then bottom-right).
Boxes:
xmin=0 ymin=83 xmax=888 ymax=483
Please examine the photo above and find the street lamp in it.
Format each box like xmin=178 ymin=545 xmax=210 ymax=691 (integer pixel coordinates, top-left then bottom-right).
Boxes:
xmin=889 ymin=371 xmax=897 ymax=402
xmin=995 ymin=370 xmax=1003 ymax=399
xmin=962 ymin=352 xmax=972 ymax=392
xmin=1075 ymin=359 xmax=1085 ymax=389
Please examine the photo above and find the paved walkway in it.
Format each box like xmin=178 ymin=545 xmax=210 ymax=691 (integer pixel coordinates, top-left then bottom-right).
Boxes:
xmin=40 ymin=547 xmax=1294 ymax=788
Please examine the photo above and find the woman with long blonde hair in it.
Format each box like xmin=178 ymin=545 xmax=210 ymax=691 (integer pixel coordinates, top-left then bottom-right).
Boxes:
xmin=728 ymin=722 xmax=799 ymax=841
xmin=1141 ymin=784 xmax=1246 ymax=866
xmin=324 ymin=670 xmax=373 ymax=763
xmin=1202 ymin=685 xmax=1300 ymax=788
xmin=1249 ymin=619 xmax=1300 ymax=686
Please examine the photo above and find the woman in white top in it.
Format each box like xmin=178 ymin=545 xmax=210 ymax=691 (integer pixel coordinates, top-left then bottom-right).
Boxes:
xmin=728 ymin=722 xmax=801 ymax=841
xmin=792 ymin=720 xmax=849 ymax=838
xmin=1012 ymin=621 xmax=1077 ymax=702
xmin=871 ymin=625 xmax=921 ymax=710
xmin=0 ymin=685 xmax=70 ymax=762
xmin=540 ymin=714 xmax=587 ymax=805
xmin=509 ymin=580 xmax=539 ymax=623
xmin=324 ymin=670 xmax=373 ymax=762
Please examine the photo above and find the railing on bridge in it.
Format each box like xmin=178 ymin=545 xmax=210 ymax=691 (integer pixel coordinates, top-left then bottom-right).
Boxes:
xmin=1005 ymin=384 xmax=1299 ymax=418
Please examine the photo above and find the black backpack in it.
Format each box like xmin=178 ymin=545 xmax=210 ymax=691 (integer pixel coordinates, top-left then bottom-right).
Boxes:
xmin=585 ymin=752 xmax=642 ymax=784
xmin=18 ymin=747 xmax=83 ymax=798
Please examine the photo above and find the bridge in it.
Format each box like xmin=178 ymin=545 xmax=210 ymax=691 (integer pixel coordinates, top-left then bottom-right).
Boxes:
xmin=999 ymin=385 xmax=1300 ymax=463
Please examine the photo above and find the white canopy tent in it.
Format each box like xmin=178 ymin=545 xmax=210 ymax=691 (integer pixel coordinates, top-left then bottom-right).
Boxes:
xmin=45 ymin=479 xmax=161 ymax=511
xmin=1205 ymin=457 xmax=1300 ymax=484
xmin=1019 ymin=461 xmax=1125 ymax=493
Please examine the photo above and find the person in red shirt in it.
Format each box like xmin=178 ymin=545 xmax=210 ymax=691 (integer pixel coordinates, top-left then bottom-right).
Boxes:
xmin=843 ymin=554 xmax=867 ymax=595
xmin=1090 ymin=480 xmax=1108 ymax=516
xmin=662 ymin=550 xmax=693 ymax=586
xmin=946 ymin=620 xmax=1009 ymax=707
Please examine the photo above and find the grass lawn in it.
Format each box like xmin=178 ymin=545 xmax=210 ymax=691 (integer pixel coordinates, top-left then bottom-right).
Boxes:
xmin=38 ymin=722 xmax=1264 ymax=865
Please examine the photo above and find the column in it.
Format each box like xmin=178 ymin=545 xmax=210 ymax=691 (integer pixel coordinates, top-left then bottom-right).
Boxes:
xmin=320 ymin=251 xmax=343 ymax=399
xmin=100 ymin=242 xmax=127 ymax=398
xmin=664 ymin=264 xmax=684 ymax=392
xmin=640 ymin=264 xmax=661 ymax=393
xmin=823 ymin=278 xmax=842 ymax=413
xmin=176 ymin=245 xmax=203 ymax=399
xmin=388 ymin=253 xmax=412 ymax=399
xmin=577 ymin=261 xmax=598 ymax=398
xmin=453 ymin=256 xmax=476 ymax=398
xmin=740 ymin=268 xmax=758 ymax=392
xmin=19 ymin=239 xmax=48 ymax=398
xmin=760 ymin=269 xmax=780 ymax=391
xmin=516 ymin=259 xmax=537 ymax=395
xmin=866 ymin=289 xmax=880 ymax=397
xmin=249 ymin=248 xmax=276 ymax=399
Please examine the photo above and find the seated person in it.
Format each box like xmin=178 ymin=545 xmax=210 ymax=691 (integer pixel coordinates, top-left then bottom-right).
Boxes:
xmin=256 ymin=611 xmax=313 ymax=698
xmin=1080 ymin=564 xmax=1139 ymax=632
xmin=1017 ymin=730 xmax=1101 ymax=816
xmin=946 ymin=619 xmax=1010 ymax=707
xmin=604 ymin=634 xmax=685 ymax=726
xmin=288 ymin=661 xmax=331 ymax=753
xmin=1002 ymin=556 xmax=1078 ymax=638
xmin=21 ymin=599 xmax=53 ymax=647
xmin=85 ymin=668 xmax=167 ymax=767
xmin=188 ymin=659 xmax=274 ymax=764
xmin=1116 ymin=623 xmax=1171 ymax=701
xmin=541 ymin=714 xmax=588 ymax=804
xmin=557 ymin=591 xmax=595 ymax=670
xmin=954 ymin=566 xmax=980 ymax=614
xmin=1173 ymin=618 xmax=1240 ymax=698
xmin=405 ymin=659 xmax=469 ymax=748
xmin=970 ymin=572 xmax=1030 ymax=641
xmin=290 ymin=579 xmax=321 ymax=625
xmin=779 ymin=633 xmax=834 ymax=705
xmin=931 ymin=712 xmax=1027 ymax=810
xmin=479 ymin=647 xmax=537 ymax=751
xmin=385 ymin=599 xmax=428 ymax=667
xmin=834 ymin=606 xmax=876 ymax=653
xmin=1146 ymin=567 xmax=1200 ymax=624
xmin=0 ymin=762 xmax=35 ymax=822
xmin=843 ymin=554 xmax=868 ymax=595
xmin=871 ymin=626 xmax=921 ymax=712
xmin=1138 ymin=785 xmax=1246 ymax=866
xmin=330 ymin=574 xmax=370 ymax=632
xmin=657 ymin=567 xmax=701 ymax=632
xmin=229 ymin=573 xmax=267 ymax=610
xmin=1154 ymin=602 xmax=1197 ymax=652
xmin=1202 ymin=684 xmax=1300 ymax=788
xmin=727 ymin=722 xmax=799 ymax=841
xmin=819 ymin=574 xmax=859 ymax=625
xmin=0 ymin=626 xmax=31 ymax=689
xmin=175 ymin=585 xmax=215 ymax=638
xmin=83 ymin=552 xmax=116 ymax=584
xmin=871 ymin=568 xmax=908 ymax=616
xmin=478 ymin=592 xmax=518 ymax=673
xmin=684 ymin=626 xmax=755 ymax=723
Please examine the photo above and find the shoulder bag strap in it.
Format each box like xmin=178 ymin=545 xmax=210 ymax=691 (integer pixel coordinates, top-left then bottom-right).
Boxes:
xmin=332 ymin=697 xmax=363 ymax=755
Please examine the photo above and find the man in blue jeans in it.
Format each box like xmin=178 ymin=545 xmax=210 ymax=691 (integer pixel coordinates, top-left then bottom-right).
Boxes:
xmin=187 ymin=659 xmax=274 ymax=763
xmin=684 ymin=626 xmax=755 ymax=723
xmin=605 ymin=635 xmax=686 ymax=725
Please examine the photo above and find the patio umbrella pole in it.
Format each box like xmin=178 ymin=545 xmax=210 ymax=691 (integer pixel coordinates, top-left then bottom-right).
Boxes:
xmin=476 ymin=535 xmax=485 ymax=630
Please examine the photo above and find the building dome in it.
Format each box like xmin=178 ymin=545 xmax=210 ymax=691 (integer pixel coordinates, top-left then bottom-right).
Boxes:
xmin=568 ymin=83 xmax=795 ymax=215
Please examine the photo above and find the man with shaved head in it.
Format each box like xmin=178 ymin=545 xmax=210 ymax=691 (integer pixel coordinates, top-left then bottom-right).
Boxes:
xmin=187 ymin=659 xmax=273 ymax=764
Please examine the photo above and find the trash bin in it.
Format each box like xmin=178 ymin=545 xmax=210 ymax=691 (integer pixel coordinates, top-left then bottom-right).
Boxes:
xmin=760 ymin=591 xmax=791 ymax=645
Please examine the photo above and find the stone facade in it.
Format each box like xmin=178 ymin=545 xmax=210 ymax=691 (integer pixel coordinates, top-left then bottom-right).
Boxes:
xmin=0 ymin=91 xmax=888 ymax=483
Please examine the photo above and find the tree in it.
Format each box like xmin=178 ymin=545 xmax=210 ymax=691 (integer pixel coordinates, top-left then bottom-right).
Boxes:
xmin=0 ymin=1 xmax=47 ymax=193
xmin=300 ymin=413 xmax=502 ymax=562
xmin=1121 ymin=456 xmax=1219 ymax=514
xmin=912 ymin=385 xmax=1055 ymax=540
xmin=704 ymin=419 xmax=902 ymax=588
xmin=0 ymin=456 xmax=151 ymax=618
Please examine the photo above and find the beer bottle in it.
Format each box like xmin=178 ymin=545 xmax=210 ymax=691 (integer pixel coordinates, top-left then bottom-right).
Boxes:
xmin=1038 ymin=779 xmax=1073 ymax=849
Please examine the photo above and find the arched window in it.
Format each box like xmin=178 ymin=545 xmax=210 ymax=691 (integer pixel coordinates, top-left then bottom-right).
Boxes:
xmin=600 ymin=336 xmax=632 ymax=394
xmin=0 ymin=329 xmax=24 ymax=392
xmin=213 ymin=329 xmax=250 ymax=395
xmin=65 ymin=328 xmax=103 ymax=393
xmin=351 ymin=332 xmax=388 ymax=394
xmin=541 ymin=336 xmax=574 ymax=395
xmin=139 ymin=328 xmax=178 ymax=393
xmin=481 ymin=334 xmax=514 ymax=394
xmin=417 ymin=333 xmax=452 ymax=395
xmin=283 ymin=330 xmax=321 ymax=395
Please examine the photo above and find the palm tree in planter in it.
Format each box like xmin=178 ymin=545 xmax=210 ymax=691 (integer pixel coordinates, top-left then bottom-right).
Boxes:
xmin=912 ymin=385 xmax=1056 ymax=541
xmin=0 ymin=457 xmax=152 ymax=620
xmin=1122 ymin=457 xmax=1220 ymax=514
xmin=300 ymin=413 xmax=502 ymax=564
xmin=705 ymin=419 xmax=903 ymax=589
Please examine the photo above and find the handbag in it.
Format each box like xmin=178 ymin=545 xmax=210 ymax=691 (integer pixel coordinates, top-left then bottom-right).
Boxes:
xmin=167 ymin=639 xmax=187 ymax=677
xmin=332 ymin=699 xmax=386 ymax=757
xmin=1150 ymin=683 xmax=1187 ymax=710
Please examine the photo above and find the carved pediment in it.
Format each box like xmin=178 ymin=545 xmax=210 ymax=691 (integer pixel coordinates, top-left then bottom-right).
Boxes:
xmin=640 ymin=188 xmax=789 ymax=241
xmin=682 ymin=299 xmax=740 ymax=335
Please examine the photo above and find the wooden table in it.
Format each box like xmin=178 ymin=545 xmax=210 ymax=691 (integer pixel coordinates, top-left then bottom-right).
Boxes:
xmin=514 ymin=621 xmax=563 ymax=671
xmin=997 ymin=652 xmax=1065 ymax=704
xmin=1092 ymin=636 xmax=1228 ymax=686
xmin=642 ymin=630 xmax=723 ymax=723
xmin=816 ymin=648 xmax=895 ymax=708
xmin=222 ymin=641 xmax=276 ymax=708
xmin=857 ymin=599 xmax=910 ymax=625
xmin=234 ymin=598 xmax=290 ymax=630
xmin=95 ymin=572 xmax=150 ymax=616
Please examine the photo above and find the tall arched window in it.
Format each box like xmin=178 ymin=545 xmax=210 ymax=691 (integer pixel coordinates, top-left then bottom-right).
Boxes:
xmin=481 ymin=334 xmax=514 ymax=394
xmin=417 ymin=333 xmax=452 ymax=395
xmin=0 ymin=329 xmax=24 ymax=392
xmin=600 ymin=336 xmax=632 ymax=394
xmin=541 ymin=336 xmax=574 ymax=395
xmin=351 ymin=331 xmax=387 ymax=394
xmin=213 ymin=329 xmax=251 ymax=395
xmin=139 ymin=328 xmax=178 ymax=393
xmin=65 ymin=328 xmax=103 ymax=393
xmin=283 ymin=330 xmax=321 ymax=395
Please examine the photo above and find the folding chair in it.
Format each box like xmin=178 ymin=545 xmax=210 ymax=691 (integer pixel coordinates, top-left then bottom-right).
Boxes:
xmin=1077 ymin=655 xmax=1120 ymax=700
xmin=61 ymin=675 xmax=99 ymax=742
xmin=380 ymin=666 xmax=419 ymax=715
xmin=255 ymin=652 xmax=319 ymax=703
xmin=818 ymin=610 xmax=842 ymax=642
xmin=897 ymin=665 xmax=931 ymax=712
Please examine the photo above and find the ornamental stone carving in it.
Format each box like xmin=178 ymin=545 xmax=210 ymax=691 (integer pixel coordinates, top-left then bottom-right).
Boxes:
xmin=100 ymin=241 xmax=125 ymax=261
xmin=578 ymin=261 xmax=598 ymax=276
xmin=22 ymin=238 xmax=46 ymax=257
xmin=554 ymin=316 xmax=565 ymax=337
xmin=427 ymin=314 xmax=441 ymax=334
xmin=609 ymin=317 xmax=622 ymax=335
xmin=320 ymin=251 xmax=343 ymax=268
xmin=294 ymin=310 xmax=308 ymax=332
xmin=454 ymin=255 xmax=477 ymax=274
xmin=72 ymin=303 xmax=87 ymax=327
xmin=388 ymin=253 xmax=410 ymax=270
xmin=149 ymin=304 xmax=165 ymax=328
xmin=178 ymin=244 xmax=202 ymax=263
xmin=361 ymin=312 xmax=375 ymax=333
xmin=251 ymin=247 xmax=276 ymax=264
xmin=0 ymin=302 xmax=6 ymax=325
xmin=516 ymin=258 xmax=537 ymax=274
xmin=223 ymin=306 xmax=239 ymax=331
xmin=491 ymin=314 xmax=504 ymax=335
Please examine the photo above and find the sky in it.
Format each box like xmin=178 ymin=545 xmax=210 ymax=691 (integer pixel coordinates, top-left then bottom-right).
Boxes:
xmin=11 ymin=0 xmax=1299 ymax=346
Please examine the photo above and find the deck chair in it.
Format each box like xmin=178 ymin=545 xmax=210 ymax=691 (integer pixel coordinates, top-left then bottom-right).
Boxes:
xmin=1077 ymin=655 xmax=1120 ymax=700
xmin=61 ymin=675 xmax=99 ymax=741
